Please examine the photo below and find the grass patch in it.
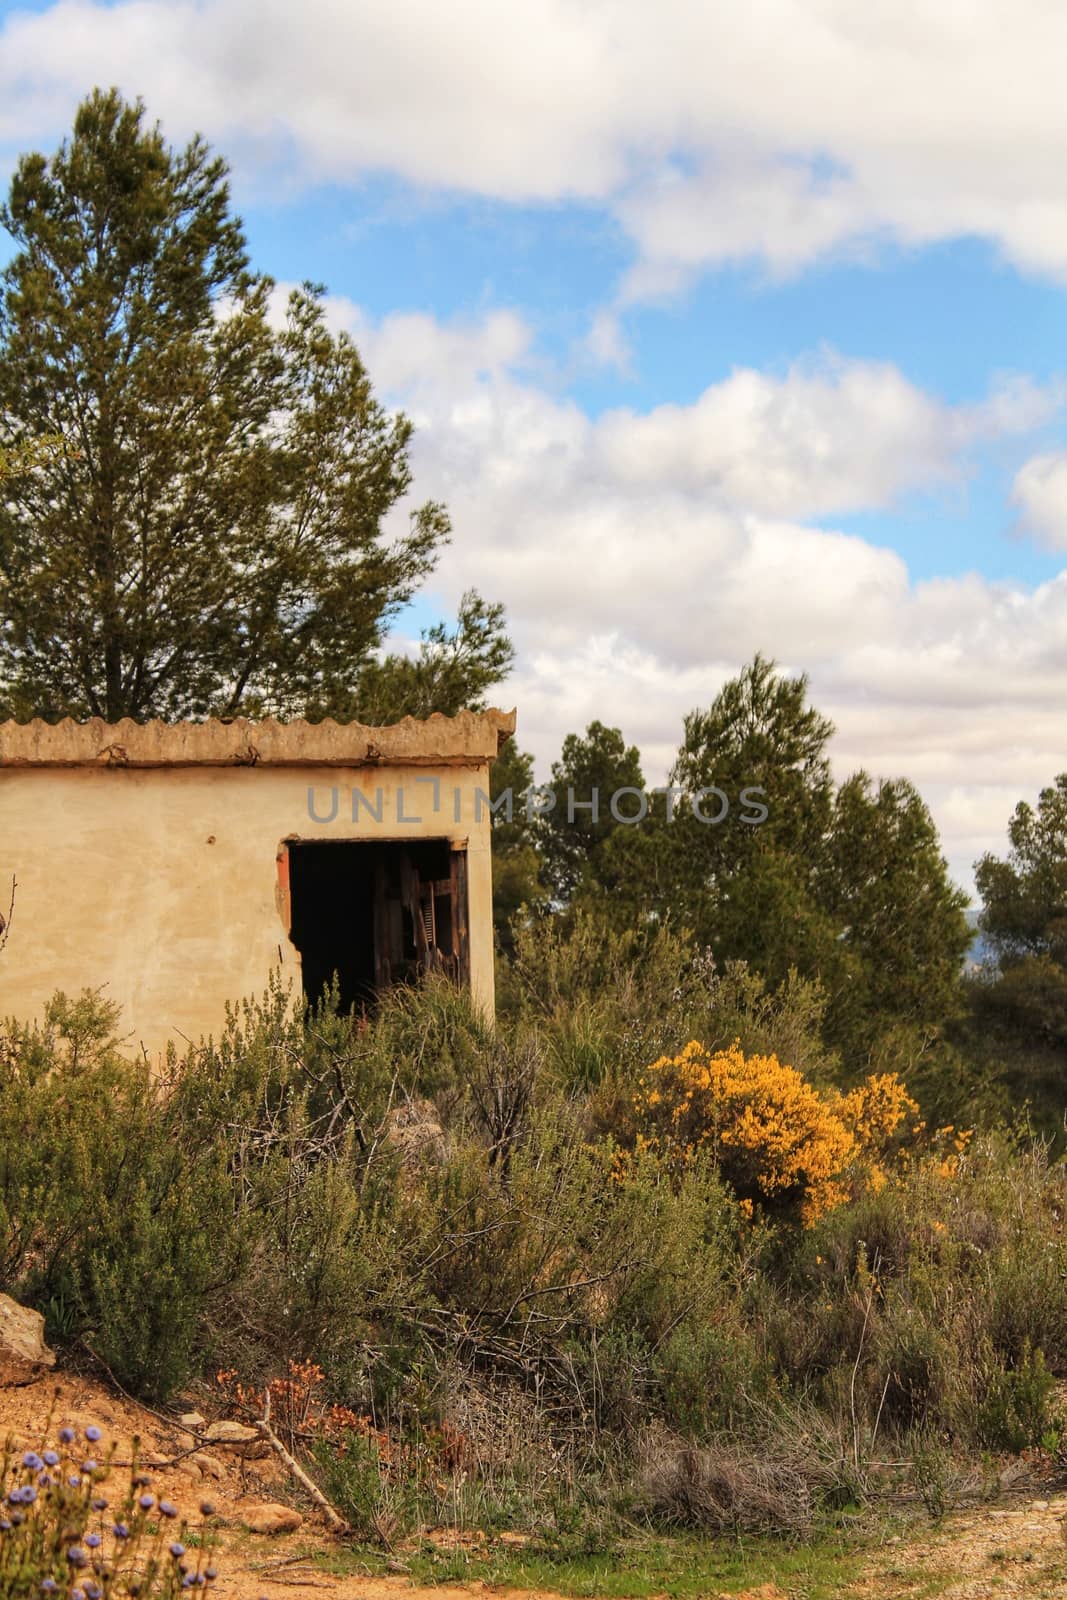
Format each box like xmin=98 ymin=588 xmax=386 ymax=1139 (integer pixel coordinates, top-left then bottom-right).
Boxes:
xmin=308 ymin=1528 xmax=883 ymax=1599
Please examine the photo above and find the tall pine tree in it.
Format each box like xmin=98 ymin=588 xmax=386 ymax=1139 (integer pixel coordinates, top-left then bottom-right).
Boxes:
xmin=0 ymin=89 xmax=466 ymax=722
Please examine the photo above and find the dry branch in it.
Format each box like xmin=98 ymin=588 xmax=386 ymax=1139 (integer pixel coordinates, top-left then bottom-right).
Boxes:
xmin=255 ymin=1392 xmax=349 ymax=1535
xmin=0 ymin=876 xmax=14 ymax=956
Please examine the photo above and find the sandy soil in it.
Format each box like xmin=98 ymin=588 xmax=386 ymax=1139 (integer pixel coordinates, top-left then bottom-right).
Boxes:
xmin=4 ymin=1369 xmax=1067 ymax=1600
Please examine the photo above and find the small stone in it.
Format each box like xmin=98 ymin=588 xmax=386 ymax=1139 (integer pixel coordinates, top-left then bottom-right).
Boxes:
xmin=1031 ymin=1500 xmax=1050 ymax=1511
xmin=196 ymin=1454 xmax=225 ymax=1482
xmin=179 ymin=1413 xmax=206 ymax=1431
xmin=240 ymin=1503 xmax=303 ymax=1535
xmin=203 ymin=1421 xmax=269 ymax=1459
xmin=0 ymin=1294 xmax=56 ymax=1386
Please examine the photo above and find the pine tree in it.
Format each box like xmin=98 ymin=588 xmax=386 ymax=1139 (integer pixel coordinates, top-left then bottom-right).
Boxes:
xmin=0 ymin=89 xmax=450 ymax=722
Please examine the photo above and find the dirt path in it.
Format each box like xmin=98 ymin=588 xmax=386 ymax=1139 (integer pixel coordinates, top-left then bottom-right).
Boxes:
xmin=5 ymin=1370 xmax=1067 ymax=1600
xmin=857 ymin=1493 xmax=1067 ymax=1599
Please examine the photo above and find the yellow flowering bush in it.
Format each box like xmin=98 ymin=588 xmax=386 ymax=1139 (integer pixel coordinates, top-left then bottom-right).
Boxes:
xmin=632 ymin=1040 xmax=919 ymax=1226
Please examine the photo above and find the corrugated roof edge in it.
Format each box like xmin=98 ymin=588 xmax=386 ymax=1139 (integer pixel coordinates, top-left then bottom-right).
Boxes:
xmin=0 ymin=708 xmax=517 ymax=768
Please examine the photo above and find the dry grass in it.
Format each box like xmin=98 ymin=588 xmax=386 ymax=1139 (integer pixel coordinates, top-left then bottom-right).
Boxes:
xmin=636 ymin=1424 xmax=837 ymax=1536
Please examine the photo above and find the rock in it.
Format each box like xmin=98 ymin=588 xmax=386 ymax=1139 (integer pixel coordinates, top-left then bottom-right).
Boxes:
xmin=0 ymin=1293 xmax=56 ymax=1386
xmin=240 ymin=1502 xmax=303 ymax=1535
xmin=197 ymin=1453 xmax=226 ymax=1482
xmin=203 ymin=1420 xmax=269 ymax=1458
xmin=180 ymin=1412 xmax=206 ymax=1431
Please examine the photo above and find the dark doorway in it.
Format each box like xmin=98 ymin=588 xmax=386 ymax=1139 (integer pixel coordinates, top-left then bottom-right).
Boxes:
xmin=286 ymin=838 xmax=469 ymax=1014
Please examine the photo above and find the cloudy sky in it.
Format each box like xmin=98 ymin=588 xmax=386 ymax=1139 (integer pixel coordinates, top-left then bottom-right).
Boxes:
xmin=3 ymin=0 xmax=1067 ymax=893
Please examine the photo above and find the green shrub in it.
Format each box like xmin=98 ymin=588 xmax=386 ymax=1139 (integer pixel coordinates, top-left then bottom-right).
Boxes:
xmin=974 ymin=1343 xmax=1059 ymax=1454
xmin=0 ymin=992 xmax=236 ymax=1400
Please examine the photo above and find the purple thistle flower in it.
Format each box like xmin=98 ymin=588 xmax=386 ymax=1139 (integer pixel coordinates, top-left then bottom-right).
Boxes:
xmin=169 ymin=1543 xmax=185 ymax=1558
xmin=68 ymin=1475 xmax=81 ymax=1488
xmin=182 ymin=1577 xmax=196 ymax=1589
xmin=72 ymin=1589 xmax=86 ymax=1600
xmin=38 ymin=1471 xmax=54 ymax=1488
xmin=81 ymin=1460 xmax=97 ymax=1474
xmin=112 ymin=1524 xmax=129 ymax=1540
xmin=19 ymin=1485 xmax=38 ymax=1504
xmin=204 ymin=1567 xmax=218 ymax=1580
xmin=41 ymin=1581 xmax=59 ymax=1594
xmin=85 ymin=1534 xmax=101 ymax=1549
xmin=22 ymin=1451 xmax=43 ymax=1470
xmin=66 ymin=1547 xmax=88 ymax=1567
xmin=138 ymin=1493 xmax=155 ymax=1510
xmin=159 ymin=1501 xmax=178 ymax=1519
xmin=84 ymin=1427 xmax=101 ymax=1443
xmin=0 ymin=1518 xmax=11 ymax=1532
xmin=91 ymin=1497 xmax=108 ymax=1511
xmin=43 ymin=1451 xmax=59 ymax=1467
xmin=85 ymin=1585 xmax=102 ymax=1600
xmin=58 ymin=1426 xmax=75 ymax=1444
xmin=10 ymin=1510 xmax=24 ymax=1526
xmin=6 ymin=1489 xmax=20 ymax=1504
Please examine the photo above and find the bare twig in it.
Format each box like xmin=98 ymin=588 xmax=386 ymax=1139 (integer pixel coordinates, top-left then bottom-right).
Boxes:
xmin=0 ymin=876 xmax=14 ymax=956
xmin=254 ymin=1391 xmax=348 ymax=1535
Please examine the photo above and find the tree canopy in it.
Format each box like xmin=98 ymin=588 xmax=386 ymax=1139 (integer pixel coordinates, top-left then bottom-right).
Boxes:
xmin=966 ymin=777 xmax=1067 ymax=1101
xmin=0 ymin=89 xmax=507 ymax=724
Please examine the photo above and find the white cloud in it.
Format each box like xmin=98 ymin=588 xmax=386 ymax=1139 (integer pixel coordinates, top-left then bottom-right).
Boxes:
xmin=579 ymin=310 xmax=632 ymax=376
xmin=9 ymin=0 xmax=1067 ymax=288
xmin=1012 ymin=453 xmax=1067 ymax=551
xmin=595 ymin=357 xmax=956 ymax=517
xmin=302 ymin=302 xmax=1066 ymax=891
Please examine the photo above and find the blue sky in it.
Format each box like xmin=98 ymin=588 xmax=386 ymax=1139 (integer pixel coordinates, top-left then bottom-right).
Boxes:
xmin=3 ymin=0 xmax=1067 ymax=890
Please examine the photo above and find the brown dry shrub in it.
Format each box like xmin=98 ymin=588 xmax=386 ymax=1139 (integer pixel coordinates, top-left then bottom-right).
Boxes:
xmin=636 ymin=1423 xmax=835 ymax=1536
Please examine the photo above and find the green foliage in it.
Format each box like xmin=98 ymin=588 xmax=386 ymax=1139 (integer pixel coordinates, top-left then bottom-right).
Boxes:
xmin=489 ymin=738 xmax=549 ymax=950
xmin=317 ymin=589 xmax=515 ymax=724
xmin=822 ymin=772 xmax=970 ymax=1063
xmin=976 ymin=774 xmax=1067 ymax=965
xmin=0 ymin=991 xmax=234 ymax=1399
xmin=959 ymin=775 xmax=1067 ymax=1135
xmin=0 ymin=89 xmax=450 ymax=721
xmin=795 ymin=1131 xmax=1067 ymax=1449
xmin=0 ymin=436 xmax=69 ymax=483
xmin=7 ymin=966 xmax=1067 ymax=1534
xmin=542 ymin=721 xmax=646 ymax=904
xmin=559 ymin=655 xmax=972 ymax=1082
xmin=665 ymin=653 xmax=837 ymax=987
xmin=974 ymin=1343 xmax=1058 ymax=1454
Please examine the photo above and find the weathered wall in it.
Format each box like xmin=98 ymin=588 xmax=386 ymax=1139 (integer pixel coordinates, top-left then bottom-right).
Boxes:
xmin=0 ymin=760 xmax=498 ymax=1059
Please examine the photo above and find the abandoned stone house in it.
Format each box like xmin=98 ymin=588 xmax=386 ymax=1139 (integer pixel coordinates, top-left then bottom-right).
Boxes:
xmin=0 ymin=708 xmax=515 ymax=1058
